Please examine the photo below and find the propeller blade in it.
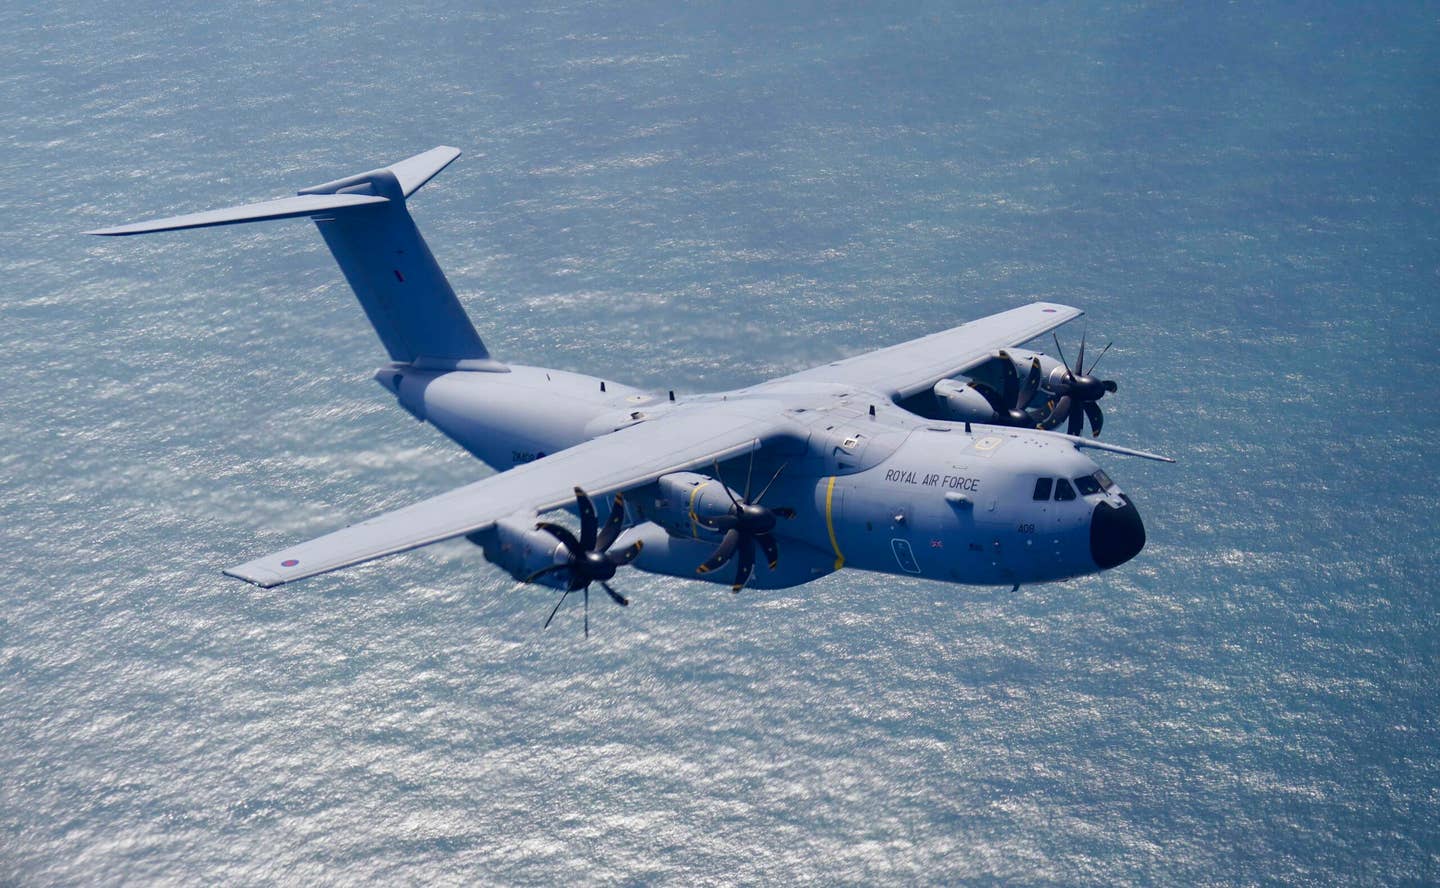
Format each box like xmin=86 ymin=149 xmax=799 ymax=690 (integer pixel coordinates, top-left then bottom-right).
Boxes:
xmin=607 ymin=539 xmax=645 ymax=567
xmin=1103 ymin=379 xmax=1118 ymax=394
xmin=600 ymin=581 xmax=629 ymax=607
xmin=1045 ymin=395 xmax=1073 ymax=429
xmin=1067 ymin=407 xmax=1085 ymax=437
xmin=1083 ymin=400 xmax=1104 ymax=437
xmin=756 ymin=532 xmax=780 ymax=570
xmin=698 ymin=512 xmax=739 ymax=532
xmin=1017 ymin=357 xmax=1042 ymax=408
xmin=537 ymin=522 xmax=585 ymax=559
xmin=583 ymin=586 xmax=589 ymax=638
xmin=542 ymin=589 xmax=571 ymax=630
xmin=697 ymin=529 xmax=741 ymax=574
xmin=712 ymin=461 xmax=742 ymax=509
xmin=732 ymin=537 xmax=756 ymax=592
xmin=573 ymin=487 xmax=598 ymax=551
xmin=596 ymin=492 xmax=626 ymax=552
xmin=1086 ymin=341 xmax=1113 ymax=375
xmin=968 ymin=381 xmax=1007 ymax=416
xmin=997 ymin=350 xmax=1020 ymax=407
xmin=1052 ymin=333 xmax=1071 ymax=374
xmin=754 ymin=462 xmax=788 ymax=505
xmin=742 ymin=448 xmax=756 ymax=502
xmin=522 ymin=563 xmax=571 ymax=585
xmin=1076 ymin=329 xmax=1087 ymax=376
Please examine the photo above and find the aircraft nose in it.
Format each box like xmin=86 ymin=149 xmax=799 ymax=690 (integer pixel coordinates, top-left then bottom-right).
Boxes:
xmin=1090 ymin=494 xmax=1145 ymax=569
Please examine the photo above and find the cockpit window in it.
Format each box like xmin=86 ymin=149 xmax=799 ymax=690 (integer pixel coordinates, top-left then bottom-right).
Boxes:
xmin=1074 ymin=475 xmax=1101 ymax=496
xmin=1093 ymin=469 xmax=1115 ymax=491
xmin=1054 ymin=478 xmax=1076 ymax=501
xmin=1033 ymin=478 xmax=1053 ymax=501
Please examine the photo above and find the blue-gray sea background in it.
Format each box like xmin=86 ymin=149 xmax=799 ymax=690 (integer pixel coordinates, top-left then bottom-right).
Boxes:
xmin=3 ymin=1 xmax=1437 ymax=884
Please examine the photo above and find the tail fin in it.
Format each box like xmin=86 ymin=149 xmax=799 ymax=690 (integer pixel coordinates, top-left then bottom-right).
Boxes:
xmin=88 ymin=146 xmax=504 ymax=372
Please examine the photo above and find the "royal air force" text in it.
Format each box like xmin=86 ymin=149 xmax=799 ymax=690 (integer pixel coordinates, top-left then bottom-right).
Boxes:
xmin=883 ymin=469 xmax=980 ymax=491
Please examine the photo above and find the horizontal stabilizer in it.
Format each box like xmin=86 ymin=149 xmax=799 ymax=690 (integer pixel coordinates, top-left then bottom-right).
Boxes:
xmin=85 ymin=193 xmax=390 ymax=236
xmin=299 ymin=145 xmax=461 ymax=199
xmin=390 ymin=146 xmax=462 ymax=197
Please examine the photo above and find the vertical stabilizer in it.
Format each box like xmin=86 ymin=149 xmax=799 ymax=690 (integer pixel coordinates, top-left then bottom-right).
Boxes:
xmin=297 ymin=147 xmax=501 ymax=370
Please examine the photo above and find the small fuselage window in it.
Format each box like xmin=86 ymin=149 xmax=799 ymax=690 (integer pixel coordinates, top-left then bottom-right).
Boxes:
xmin=1074 ymin=475 xmax=1101 ymax=496
xmin=1033 ymin=477 xmax=1053 ymax=501
xmin=1054 ymin=478 xmax=1077 ymax=501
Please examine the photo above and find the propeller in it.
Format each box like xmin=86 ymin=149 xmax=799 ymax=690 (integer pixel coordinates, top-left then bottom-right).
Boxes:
xmin=1042 ymin=330 xmax=1118 ymax=438
xmin=967 ymin=350 xmax=1046 ymax=428
xmin=696 ymin=455 xmax=796 ymax=592
xmin=526 ymin=486 xmax=644 ymax=637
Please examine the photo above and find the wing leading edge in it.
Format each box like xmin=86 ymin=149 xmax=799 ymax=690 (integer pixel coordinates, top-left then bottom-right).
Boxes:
xmin=780 ymin=301 xmax=1083 ymax=400
xmin=224 ymin=404 xmax=785 ymax=587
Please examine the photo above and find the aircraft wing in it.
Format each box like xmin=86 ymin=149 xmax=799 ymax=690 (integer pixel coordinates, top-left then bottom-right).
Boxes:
xmin=224 ymin=403 xmax=782 ymax=587
xmin=779 ymin=301 xmax=1083 ymax=400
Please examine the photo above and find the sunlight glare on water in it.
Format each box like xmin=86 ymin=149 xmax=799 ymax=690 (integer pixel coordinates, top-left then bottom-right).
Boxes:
xmin=2 ymin=1 xmax=1436 ymax=883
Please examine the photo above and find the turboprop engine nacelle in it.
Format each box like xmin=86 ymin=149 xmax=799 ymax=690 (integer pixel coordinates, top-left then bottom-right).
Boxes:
xmin=1005 ymin=348 xmax=1068 ymax=397
xmin=931 ymin=378 xmax=998 ymax=423
xmin=629 ymin=471 xmax=737 ymax=540
xmin=934 ymin=348 xmax=1069 ymax=416
xmin=468 ymin=517 xmax=566 ymax=585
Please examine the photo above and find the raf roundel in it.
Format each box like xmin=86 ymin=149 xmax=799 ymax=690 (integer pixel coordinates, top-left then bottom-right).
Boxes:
xmin=281 ymin=559 xmax=299 ymax=568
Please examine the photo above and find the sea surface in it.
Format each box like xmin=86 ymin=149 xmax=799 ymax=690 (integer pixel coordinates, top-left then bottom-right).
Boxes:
xmin=3 ymin=1 xmax=1437 ymax=884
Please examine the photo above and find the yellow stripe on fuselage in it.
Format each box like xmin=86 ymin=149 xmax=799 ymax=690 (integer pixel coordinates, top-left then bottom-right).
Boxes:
xmin=824 ymin=475 xmax=844 ymax=569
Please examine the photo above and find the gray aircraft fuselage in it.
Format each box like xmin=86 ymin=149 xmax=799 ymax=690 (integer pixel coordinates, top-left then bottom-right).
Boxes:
xmin=376 ymin=361 xmax=1145 ymax=591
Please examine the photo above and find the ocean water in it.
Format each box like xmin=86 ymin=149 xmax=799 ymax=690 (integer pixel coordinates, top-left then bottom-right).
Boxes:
xmin=3 ymin=1 xmax=1437 ymax=883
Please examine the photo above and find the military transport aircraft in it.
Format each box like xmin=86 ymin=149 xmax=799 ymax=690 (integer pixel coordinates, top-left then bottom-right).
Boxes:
xmin=89 ymin=147 xmax=1172 ymax=634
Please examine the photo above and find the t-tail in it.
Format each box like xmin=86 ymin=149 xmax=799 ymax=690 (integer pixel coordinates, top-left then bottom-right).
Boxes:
xmin=87 ymin=146 xmax=506 ymax=373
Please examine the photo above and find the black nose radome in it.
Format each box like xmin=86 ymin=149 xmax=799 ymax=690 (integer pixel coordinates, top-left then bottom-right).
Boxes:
xmin=1091 ymin=494 xmax=1145 ymax=569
